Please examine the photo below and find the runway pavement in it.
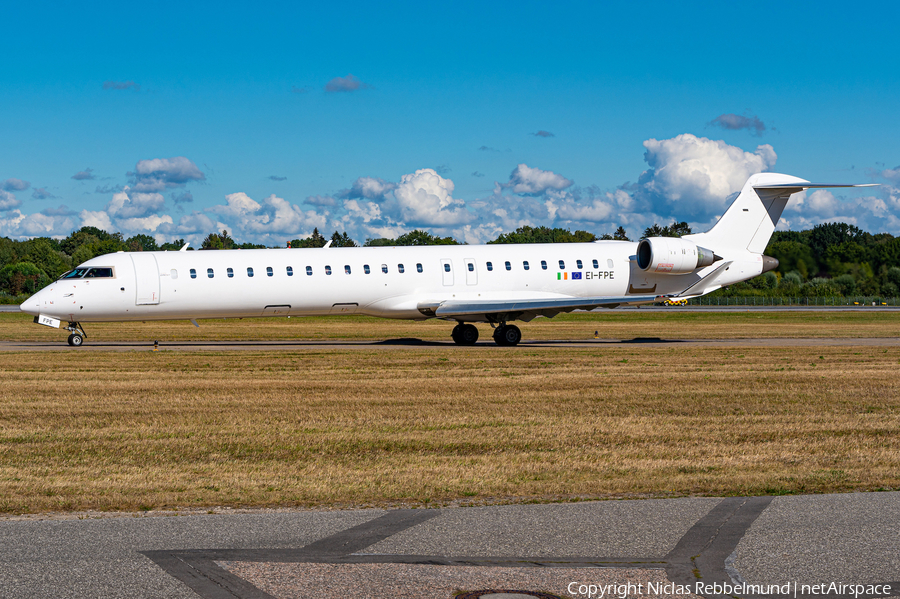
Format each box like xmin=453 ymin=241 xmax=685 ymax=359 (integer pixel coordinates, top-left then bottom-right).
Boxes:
xmin=1 ymin=336 xmax=898 ymax=352
xmin=1 ymin=493 xmax=898 ymax=599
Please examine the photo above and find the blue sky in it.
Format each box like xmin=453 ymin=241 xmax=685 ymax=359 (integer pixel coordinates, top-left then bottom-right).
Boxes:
xmin=2 ymin=1 xmax=898 ymax=245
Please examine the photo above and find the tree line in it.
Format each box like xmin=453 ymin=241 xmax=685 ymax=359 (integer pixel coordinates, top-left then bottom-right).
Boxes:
xmin=2 ymin=222 xmax=899 ymax=301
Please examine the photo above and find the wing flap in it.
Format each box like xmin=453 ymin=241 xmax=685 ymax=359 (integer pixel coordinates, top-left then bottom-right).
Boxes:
xmin=424 ymin=295 xmax=660 ymax=322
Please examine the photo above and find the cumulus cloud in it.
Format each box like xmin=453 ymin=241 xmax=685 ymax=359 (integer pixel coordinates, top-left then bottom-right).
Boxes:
xmin=880 ymin=166 xmax=900 ymax=184
xmin=324 ymin=74 xmax=370 ymax=93
xmin=305 ymin=195 xmax=338 ymax=207
xmin=503 ymin=164 xmax=574 ymax=195
xmin=393 ymin=168 xmax=472 ymax=226
xmin=636 ymin=133 xmax=777 ymax=218
xmin=106 ymin=190 xmax=166 ymax=219
xmin=96 ymin=184 xmax=124 ymax=194
xmin=129 ymin=157 xmax=205 ymax=192
xmin=532 ymin=130 xmax=555 ymax=138
xmin=172 ymin=191 xmax=193 ymax=204
xmin=79 ymin=209 xmax=114 ymax=231
xmin=2 ymin=178 xmax=29 ymax=192
xmin=31 ymin=187 xmax=57 ymax=200
xmin=41 ymin=205 xmax=78 ymax=217
xmin=709 ymin=113 xmax=767 ymax=136
xmin=0 ymin=190 xmax=22 ymax=211
xmin=176 ymin=211 xmax=220 ymax=235
xmin=208 ymin=192 xmax=328 ymax=239
xmin=71 ymin=168 xmax=96 ymax=180
xmin=339 ymin=176 xmax=397 ymax=201
xmin=103 ymin=80 xmax=140 ymax=91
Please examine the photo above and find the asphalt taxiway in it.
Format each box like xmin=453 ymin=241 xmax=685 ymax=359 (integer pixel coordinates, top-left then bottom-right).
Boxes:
xmin=1 ymin=493 xmax=898 ymax=599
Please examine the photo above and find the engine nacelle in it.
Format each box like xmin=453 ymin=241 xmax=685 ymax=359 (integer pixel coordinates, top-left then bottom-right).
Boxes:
xmin=636 ymin=237 xmax=718 ymax=274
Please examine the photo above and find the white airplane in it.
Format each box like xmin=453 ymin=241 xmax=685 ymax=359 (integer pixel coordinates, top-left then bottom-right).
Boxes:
xmin=20 ymin=173 xmax=873 ymax=346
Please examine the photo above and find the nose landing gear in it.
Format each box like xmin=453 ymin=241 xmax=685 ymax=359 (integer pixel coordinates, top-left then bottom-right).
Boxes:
xmin=65 ymin=322 xmax=87 ymax=347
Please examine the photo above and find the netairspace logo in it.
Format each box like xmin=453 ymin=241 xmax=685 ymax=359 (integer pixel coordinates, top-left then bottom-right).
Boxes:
xmin=566 ymin=581 xmax=893 ymax=598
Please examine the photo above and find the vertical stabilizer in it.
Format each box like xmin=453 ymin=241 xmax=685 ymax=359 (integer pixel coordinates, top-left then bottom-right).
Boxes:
xmin=686 ymin=173 xmax=808 ymax=253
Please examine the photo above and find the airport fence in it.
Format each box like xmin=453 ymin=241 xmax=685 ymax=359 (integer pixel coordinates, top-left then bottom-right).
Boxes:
xmin=685 ymin=296 xmax=900 ymax=307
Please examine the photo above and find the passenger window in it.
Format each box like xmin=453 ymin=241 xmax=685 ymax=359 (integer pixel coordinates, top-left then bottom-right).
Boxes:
xmin=607 ymin=259 xmax=614 ymax=268
xmin=487 ymin=261 xmax=493 ymax=271
xmin=207 ymin=268 xmax=214 ymax=279
xmin=286 ymin=266 xmax=293 ymax=276
xmin=541 ymin=260 xmax=547 ymax=270
xmin=416 ymin=263 xmax=423 ymax=273
xmin=382 ymin=264 xmax=388 ymax=273
xmin=171 ymin=269 xmax=178 ymax=280
xmin=227 ymin=267 xmax=234 ymax=278
xmin=593 ymin=259 xmax=599 ymax=269
xmin=267 ymin=267 xmax=273 ymax=277
xmin=467 ymin=263 xmax=474 ymax=272
xmin=505 ymin=261 xmax=511 ymax=271
xmin=523 ymin=261 xmax=529 ymax=270
xmin=559 ymin=260 xmax=565 ymax=270
xmin=325 ymin=265 xmax=332 ymax=275
xmin=345 ymin=265 xmax=351 ymax=275
xmin=398 ymin=264 xmax=405 ymax=273
xmin=247 ymin=267 xmax=254 ymax=277
xmin=364 ymin=264 xmax=371 ymax=274
xmin=306 ymin=266 xmax=312 ymax=276
xmin=190 ymin=268 xmax=197 ymax=279
xmin=443 ymin=263 xmax=450 ymax=272
xmin=577 ymin=260 xmax=583 ymax=269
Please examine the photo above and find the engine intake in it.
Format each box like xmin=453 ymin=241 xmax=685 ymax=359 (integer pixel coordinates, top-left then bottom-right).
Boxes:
xmin=636 ymin=237 xmax=719 ymax=274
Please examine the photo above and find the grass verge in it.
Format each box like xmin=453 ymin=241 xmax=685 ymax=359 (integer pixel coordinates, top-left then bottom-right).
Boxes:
xmin=1 ymin=341 xmax=898 ymax=513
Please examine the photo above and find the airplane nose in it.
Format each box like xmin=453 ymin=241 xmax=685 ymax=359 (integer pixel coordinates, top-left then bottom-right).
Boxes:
xmin=20 ymin=289 xmax=44 ymax=316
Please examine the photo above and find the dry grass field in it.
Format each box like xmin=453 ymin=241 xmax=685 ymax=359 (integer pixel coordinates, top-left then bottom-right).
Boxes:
xmin=1 ymin=309 xmax=899 ymax=342
xmin=0 ymin=311 xmax=898 ymax=514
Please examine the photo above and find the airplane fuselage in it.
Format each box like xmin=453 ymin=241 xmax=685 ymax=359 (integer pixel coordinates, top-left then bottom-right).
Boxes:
xmin=21 ymin=241 xmax=762 ymax=324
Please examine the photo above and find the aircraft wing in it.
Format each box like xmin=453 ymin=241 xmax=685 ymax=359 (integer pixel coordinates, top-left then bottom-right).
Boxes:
xmin=419 ymin=294 xmax=661 ymax=322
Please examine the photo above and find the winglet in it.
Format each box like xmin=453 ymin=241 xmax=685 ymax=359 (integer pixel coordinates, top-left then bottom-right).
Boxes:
xmin=323 ymin=240 xmax=333 ymax=249
xmin=179 ymin=243 xmax=190 ymax=252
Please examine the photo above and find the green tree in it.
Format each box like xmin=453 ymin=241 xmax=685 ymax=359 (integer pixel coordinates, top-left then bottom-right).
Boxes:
xmin=330 ymin=231 xmax=358 ymax=247
xmin=364 ymin=230 xmax=460 ymax=246
xmin=0 ymin=262 xmax=50 ymax=295
xmin=489 ymin=226 xmax=596 ymax=244
xmin=290 ymin=228 xmax=328 ymax=248
xmin=125 ymin=234 xmax=158 ymax=252
xmin=613 ymin=226 xmax=630 ymax=241
xmin=201 ymin=230 xmax=235 ymax=250
xmin=642 ymin=221 xmax=692 ymax=239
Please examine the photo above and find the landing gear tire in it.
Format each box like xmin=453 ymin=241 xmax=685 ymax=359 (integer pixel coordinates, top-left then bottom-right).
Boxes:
xmin=493 ymin=324 xmax=521 ymax=346
xmin=67 ymin=333 xmax=84 ymax=347
xmin=451 ymin=323 xmax=479 ymax=345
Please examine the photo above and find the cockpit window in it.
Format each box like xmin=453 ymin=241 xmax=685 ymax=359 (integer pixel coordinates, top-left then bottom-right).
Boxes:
xmin=61 ymin=267 xmax=114 ymax=279
xmin=60 ymin=268 xmax=89 ymax=279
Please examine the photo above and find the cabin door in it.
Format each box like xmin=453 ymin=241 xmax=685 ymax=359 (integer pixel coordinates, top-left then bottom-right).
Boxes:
xmin=440 ymin=259 xmax=454 ymax=286
xmin=130 ymin=254 xmax=160 ymax=305
xmin=464 ymin=258 xmax=477 ymax=285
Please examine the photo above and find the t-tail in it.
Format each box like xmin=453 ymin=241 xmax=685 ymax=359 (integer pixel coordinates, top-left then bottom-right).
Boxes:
xmin=685 ymin=173 xmax=876 ymax=268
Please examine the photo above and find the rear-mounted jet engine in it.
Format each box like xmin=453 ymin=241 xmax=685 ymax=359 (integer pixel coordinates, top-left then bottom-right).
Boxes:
xmin=636 ymin=237 xmax=720 ymax=274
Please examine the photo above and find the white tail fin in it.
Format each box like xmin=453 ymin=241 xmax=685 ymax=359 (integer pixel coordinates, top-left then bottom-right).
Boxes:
xmin=687 ymin=173 xmax=876 ymax=254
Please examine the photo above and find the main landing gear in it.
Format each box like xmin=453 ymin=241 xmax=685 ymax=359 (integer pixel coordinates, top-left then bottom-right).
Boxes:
xmin=492 ymin=323 xmax=521 ymax=346
xmin=451 ymin=323 xmax=479 ymax=345
xmin=65 ymin=322 xmax=87 ymax=347
xmin=450 ymin=322 xmax=522 ymax=346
